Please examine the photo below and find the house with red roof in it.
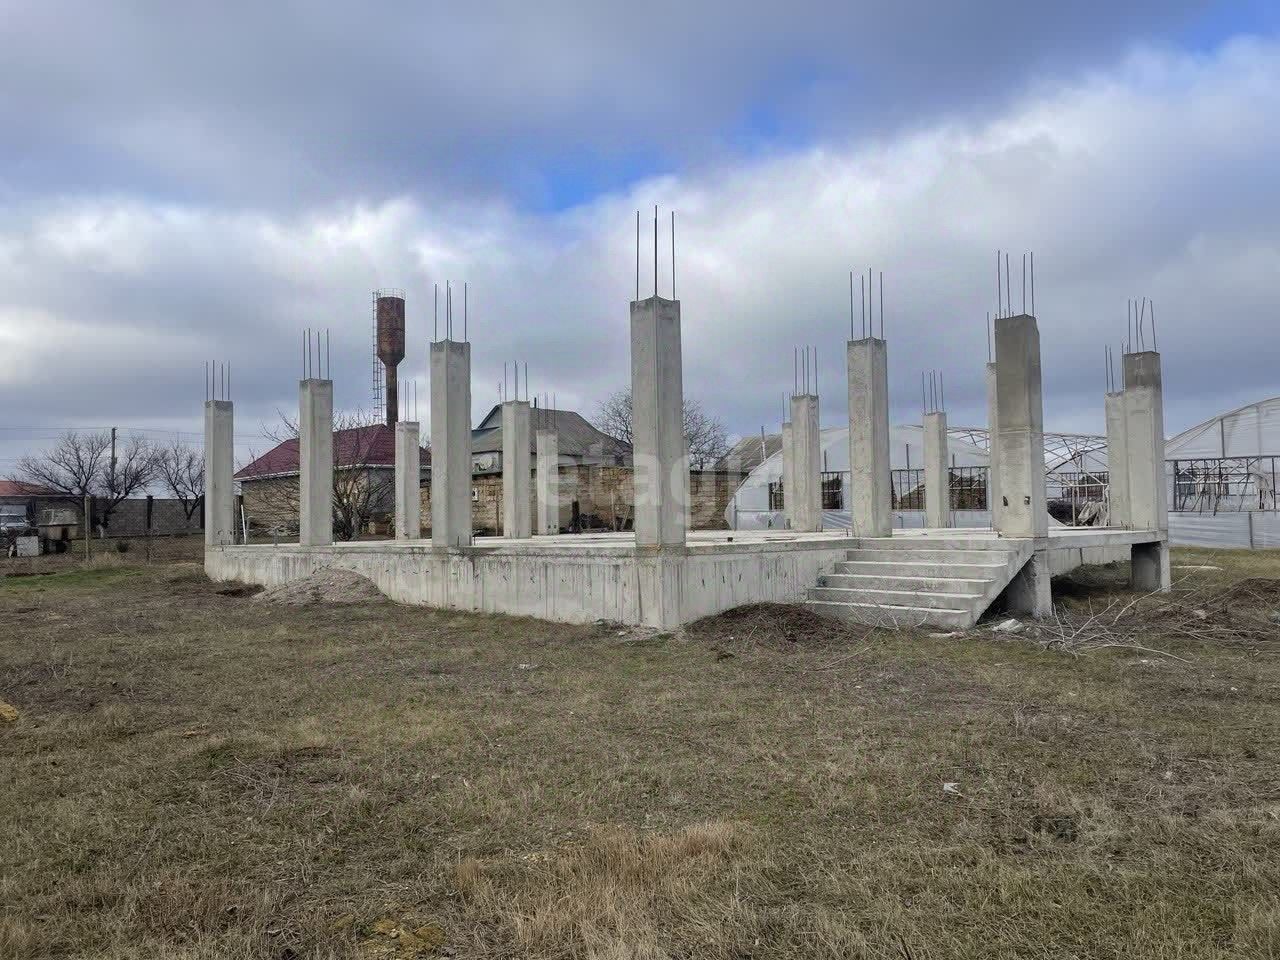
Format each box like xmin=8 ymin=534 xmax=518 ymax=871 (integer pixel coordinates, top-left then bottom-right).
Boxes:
xmin=235 ymin=424 xmax=429 ymax=538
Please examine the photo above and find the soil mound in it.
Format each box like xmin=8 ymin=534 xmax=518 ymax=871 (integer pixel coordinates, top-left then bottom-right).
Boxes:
xmin=251 ymin=567 xmax=386 ymax=606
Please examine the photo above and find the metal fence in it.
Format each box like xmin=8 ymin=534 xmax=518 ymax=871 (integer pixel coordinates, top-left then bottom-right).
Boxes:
xmin=1171 ymin=456 xmax=1279 ymax=513
xmin=1046 ymin=470 xmax=1109 ymax=525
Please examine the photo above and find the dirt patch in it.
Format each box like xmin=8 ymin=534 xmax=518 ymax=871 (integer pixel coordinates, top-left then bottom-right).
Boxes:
xmin=686 ymin=602 xmax=875 ymax=650
xmin=251 ymin=568 xmax=386 ymax=606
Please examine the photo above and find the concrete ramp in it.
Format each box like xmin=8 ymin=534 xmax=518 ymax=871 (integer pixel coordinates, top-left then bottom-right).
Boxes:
xmin=805 ymin=535 xmax=1032 ymax=629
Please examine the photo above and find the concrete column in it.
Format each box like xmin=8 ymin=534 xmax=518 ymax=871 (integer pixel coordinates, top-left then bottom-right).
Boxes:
xmin=501 ymin=400 xmax=532 ymax=539
xmin=847 ymin=337 xmax=892 ymax=537
xmin=203 ymin=400 xmax=235 ymax=546
xmin=536 ymin=429 xmax=559 ymax=535
xmin=394 ymin=420 xmax=421 ymax=540
xmin=1104 ymin=391 xmax=1131 ymax=528
xmin=298 ymin=379 xmax=334 ymax=546
xmin=430 ymin=340 xmax=472 ymax=549
xmin=630 ymin=296 xmax=687 ymax=548
xmin=985 ymin=362 xmax=1002 ymax=529
xmin=1122 ymin=351 xmax=1168 ymax=534
xmin=923 ymin=410 xmax=950 ymax=529
xmin=1123 ymin=350 xmax=1170 ymax=593
xmin=1007 ymin=552 xmax=1053 ymax=618
xmin=790 ymin=394 xmax=822 ymax=532
xmin=781 ymin=421 xmax=794 ymax=528
xmin=994 ymin=315 xmax=1047 ymax=539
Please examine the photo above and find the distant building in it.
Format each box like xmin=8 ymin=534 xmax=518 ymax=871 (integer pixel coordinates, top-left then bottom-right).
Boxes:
xmin=236 ymin=424 xmax=429 ymax=535
xmin=469 ymin=405 xmax=631 ymax=474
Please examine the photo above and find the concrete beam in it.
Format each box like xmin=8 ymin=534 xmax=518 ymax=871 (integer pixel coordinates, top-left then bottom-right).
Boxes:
xmin=847 ymin=337 xmax=891 ymax=537
xmin=994 ymin=314 xmax=1047 ymax=539
xmin=1104 ymin=391 xmax=1131 ymax=527
xmin=203 ymin=400 xmax=235 ymax=546
xmin=923 ymin=410 xmax=950 ymax=529
xmin=630 ymin=296 xmax=687 ymax=548
xmin=431 ymin=340 xmax=472 ymax=549
xmin=536 ymin=429 xmax=559 ymax=535
xmin=502 ymin=401 xmax=532 ymax=539
xmin=985 ymin=362 xmax=1002 ymax=529
xmin=299 ymin=379 xmax=334 ymax=546
xmin=394 ymin=420 xmax=421 ymax=540
xmin=789 ymin=394 xmax=822 ymax=532
xmin=1122 ymin=351 xmax=1168 ymax=535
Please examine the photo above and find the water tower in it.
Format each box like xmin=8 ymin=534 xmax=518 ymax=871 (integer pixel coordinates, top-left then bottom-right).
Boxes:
xmin=373 ymin=289 xmax=406 ymax=426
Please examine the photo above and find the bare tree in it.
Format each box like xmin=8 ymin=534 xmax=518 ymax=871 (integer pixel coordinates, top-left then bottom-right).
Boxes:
xmin=155 ymin=440 xmax=205 ymax=523
xmin=252 ymin=409 xmax=399 ymax=541
xmin=10 ymin=430 xmax=157 ymax=530
xmin=593 ymin=389 xmax=730 ymax=469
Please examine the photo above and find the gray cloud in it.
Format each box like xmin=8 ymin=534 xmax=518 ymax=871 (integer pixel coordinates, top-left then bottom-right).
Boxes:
xmin=2 ymin=35 xmax=1279 ymax=474
xmin=0 ymin=1 xmax=1215 ymax=207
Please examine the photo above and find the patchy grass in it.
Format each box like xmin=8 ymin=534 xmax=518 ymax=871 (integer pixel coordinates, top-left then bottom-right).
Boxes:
xmin=2 ymin=548 xmax=1279 ymax=959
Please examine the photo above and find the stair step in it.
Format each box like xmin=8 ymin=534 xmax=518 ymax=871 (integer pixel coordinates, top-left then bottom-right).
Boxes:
xmin=808 ymin=586 xmax=986 ymax=610
xmin=819 ymin=573 xmax=994 ymax=593
xmin=847 ymin=548 xmax=1013 ymax=564
xmin=834 ymin=560 xmax=1008 ymax=580
xmin=805 ymin=599 xmax=974 ymax=629
xmin=845 ymin=538 xmax=1015 ymax=552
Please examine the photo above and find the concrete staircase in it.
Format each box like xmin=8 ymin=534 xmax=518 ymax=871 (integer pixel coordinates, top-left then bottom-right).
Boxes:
xmin=805 ymin=536 xmax=1031 ymax=629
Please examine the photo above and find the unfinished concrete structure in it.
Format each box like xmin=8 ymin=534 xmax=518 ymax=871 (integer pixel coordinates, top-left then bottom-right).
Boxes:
xmin=299 ymin=378 xmax=334 ymax=547
xmin=985 ymin=361 xmax=1002 ymax=530
xmin=781 ymin=419 xmax=795 ymax=528
xmin=789 ymin=393 xmax=822 ymax=532
xmin=630 ymin=295 xmax=688 ymax=548
xmin=847 ymin=337 xmax=892 ymax=537
xmin=1123 ymin=350 xmax=1171 ymax=590
xmin=923 ymin=409 xmax=949 ymax=529
xmin=203 ymin=399 xmax=235 ymax=546
xmin=208 ymin=249 xmax=1172 ymax=630
xmin=535 ymin=423 xmax=559 ymax=535
xmin=394 ymin=420 xmax=421 ymax=540
xmin=1105 ymin=389 xmax=1131 ymax=527
xmin=431 ymin=338 xmax=472 ymax=549
xmin=501 ymin=400 xmax=532 ymax=539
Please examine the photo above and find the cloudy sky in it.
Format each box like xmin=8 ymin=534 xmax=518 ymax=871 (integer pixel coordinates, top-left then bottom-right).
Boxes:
xmin=2 ymin=0 xmax=1278 ymax=470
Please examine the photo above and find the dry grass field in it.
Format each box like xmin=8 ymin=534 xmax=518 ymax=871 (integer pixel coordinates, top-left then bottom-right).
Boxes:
xmin=2 ymin=548 xmax=1278 ymax=959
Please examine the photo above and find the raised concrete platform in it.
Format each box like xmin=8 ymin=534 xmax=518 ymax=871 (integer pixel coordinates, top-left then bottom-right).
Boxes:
xmin=206 ymin=526 xmax=1164 ymax=630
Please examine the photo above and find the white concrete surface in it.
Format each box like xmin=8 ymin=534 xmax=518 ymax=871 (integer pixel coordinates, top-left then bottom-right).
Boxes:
xmin=536 ymin=429 xmax=560 ymax=535
xmin=431 ymin=339 xmax=472 ymax=549
xmin=630 ymin=296 xmax=687 ymax=548
xmin=985 ymin=362 xmax=1002 ymax=530
xmin=994 ymin=315 xmax=1047 ymax=539
xmin=501 ymin=401 xmax=532 ymax=539
xmin=1105 ymin=391 xmax=1131 ymax=528
xmin=298 ymin=379 xmax=333 ymax=546
xmin=923 ymin=410 xmax=949 ymax=529
xmin=207 ymin=525 xmax=1158 ymax=629
xmin=203 ymin=399 xmax=235 ymax=546
xmin=790 ymin=394 xmax=822 ymax=532
xmin=1123 ymin=351 xmax=1169 ymax=536
xmin=394 ymin=421 xmax=421 ymax=540
xmin=847 ymin=337 xmax=892 ymax=537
